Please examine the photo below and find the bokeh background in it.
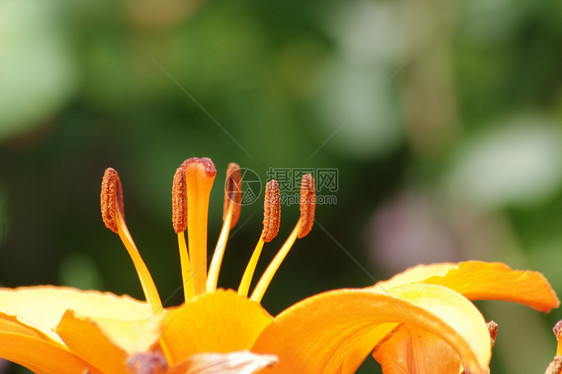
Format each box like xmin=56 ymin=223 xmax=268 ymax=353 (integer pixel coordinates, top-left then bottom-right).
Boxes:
xmin=1 ymin=0 xmax=562 ymax=372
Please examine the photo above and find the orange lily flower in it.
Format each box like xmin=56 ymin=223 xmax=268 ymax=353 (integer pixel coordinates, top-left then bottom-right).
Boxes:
xmin=0 ymin=157 xmax=558 ymax=374
xmin=254 ymin=261 xmax=558 ymax=373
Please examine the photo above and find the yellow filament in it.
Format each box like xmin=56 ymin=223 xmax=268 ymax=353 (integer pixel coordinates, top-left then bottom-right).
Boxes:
xmin=177 ymin=231 xmax=195 ymax=301
xmin=250 ymin=218 xmax=302 ymax=303
xmin=116 ymin=213 xmax=163 ymax=315
xmin=238 ymin=235 xmax=265 ymax=297
xmin=206 ymin=203 xmax=234 ymax=292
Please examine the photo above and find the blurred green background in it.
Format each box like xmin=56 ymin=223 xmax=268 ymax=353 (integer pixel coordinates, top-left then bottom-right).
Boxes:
xmin=1 ymin=0 xmax=561 ymax=372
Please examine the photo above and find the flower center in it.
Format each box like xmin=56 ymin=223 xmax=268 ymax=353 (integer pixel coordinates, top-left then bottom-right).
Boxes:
xmin=100 ymin=157 xmax=316 ymax=310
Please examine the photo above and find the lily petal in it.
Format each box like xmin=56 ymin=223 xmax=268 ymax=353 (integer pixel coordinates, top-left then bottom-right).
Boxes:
xmin=373 ymin=263 xmax=457 ymax=289
xmin=56 ymin=310 xmax=163 ymax=374
xmin=161 ymin=289 xmax=272 ymax=365
xmin=373 ymin=261 xmax=559 ymax=312
xmin=0 ymin=311 xmax=99 ymax=373
xmin=0 ymin=286 xmax=153 ymax=343
xmin=253 ymin=283 xmax=490 ymax=374
xmin=0 ymin=331 xmax=97 ymax=374
xmin=424 ymin=261 xmax=560 ymax=312
xmin=0 ymin=312 xmax=49 ymax=339
xmin=372 ymin=325 xmax=462 ymax=374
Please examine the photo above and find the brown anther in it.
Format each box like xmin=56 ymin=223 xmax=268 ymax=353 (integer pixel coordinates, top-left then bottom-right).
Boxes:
xmin=298 ymin=173 xmax=315 ymax=239
xmin=223 ymin=163 xmax=242 ymax=229
xmin=546 ymin=357 xmax=562 ymax=374
xmin=100 ymin=168 xmax=124 ymax=234
xmin=172 ymin=165 xmax=187 ymax=233
xmin=487 ymin=321 xmax=498 ymax=349
xmin=262 ymin=180 xmax=280 ymax=242
xmin=554 ymin=320 xmax=562 ymax=341
xmin=554 ymin=319 xmax=562 ymax=357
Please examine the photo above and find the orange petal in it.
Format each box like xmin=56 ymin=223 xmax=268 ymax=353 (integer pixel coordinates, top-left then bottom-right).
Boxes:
xmin=56 ymin=310 xmax=163 ymax=374
xmin=0 ymin=331 xmax=97 ymax=374
xmin=0 ymin=311 xmax=97 ymax=372
xmin=372 ymin=325 xmax=462 ymax=374
xmin=0 ymin=312 xmax=48 ymax=339
xmin=373 ymin=261 xmax=560 ymax=312
xmin=161 ymin=289 xmax=272 ymax=365
xmin=253 ymin=283 xmax=491 ymax=374
xmin=0 ymin=286 xmax=153 ymax=343
xmin=423 ymin=261 xmax=560 ymax=312
xmin=374 ymin=263 xmax=457 ymax=290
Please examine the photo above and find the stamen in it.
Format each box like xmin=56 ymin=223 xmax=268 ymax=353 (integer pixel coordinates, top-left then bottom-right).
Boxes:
xmin=546 ymin=358 xmax=562 ymax=374
xmin=207 ymin=162 xmax=242 ymax=292
xmin=545 ymin=320 xmax=562 ymax=374
xmin=101 ymin=168 xmax=163 ymax=314
xmin=172 ymin=166 xmax=187 ymax=234
xmin=172 ymin=165 xmax=194 ymax=300
xmin=183 ymin=157 xmax=216 ymax=295
xmin=298 ymin=173 xmax=315 ymax=238
xmin=554 ymin=319 xmax=562 ymax=357
xmin=100 ymin=168 xmax=124 ymax=234
xmin=487 ymin=321 xmax=498 ymax=349
xmin=237 ymin=237 xmax=265 ymax=297
xmin=250 ymin=219 xmax=300 ymax=303
xmin=261 ymin=180 xmax=281 ymax=242
xmin=206 ymin=164 xmax=243 ymax=292
xmin=250 ymin=175 xmax=316 ymax=303
xmin=207 ymin=203 xmax=233 ymax=292
xmin=223 ymin=163 xmax=242 ymax=228
xmin=238 ymin=180 xmax=280 ymax=297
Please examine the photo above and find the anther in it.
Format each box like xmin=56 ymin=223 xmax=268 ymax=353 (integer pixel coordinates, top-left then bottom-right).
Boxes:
xmin=554 ymin=319 xmax=562 ymax=356
xmin=172 ymin=165 xmax=187 ymax=234
xmin=262 ymin=180 xmax=281 ymax=243
xmin=172 ymin=163 xmax=194 ymax=300
xmin=101 ymin=168 xmax=124 ymax=234
xmin=545 ymin=320 xmax=562 ymax=374
xmin=298 ymin=173 xmax=315 ymax=239
xmin=487 ymin=321 xmax=498 ymax=349
xmin=546 ymin=357 xmax=562 ymax=374
xmin=223 ymin=163 xmax=242 ymax=229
